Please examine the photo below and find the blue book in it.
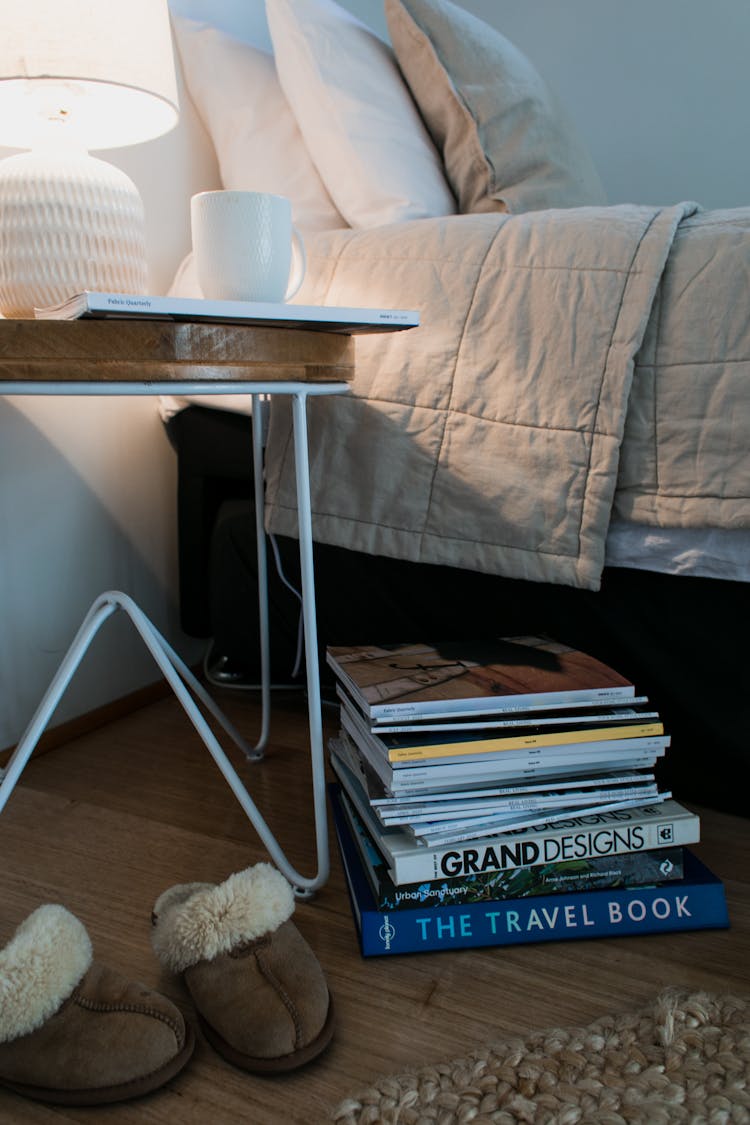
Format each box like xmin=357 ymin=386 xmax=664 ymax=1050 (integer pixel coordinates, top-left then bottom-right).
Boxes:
xmin=330 ymin=785 xmax=729 ymax=957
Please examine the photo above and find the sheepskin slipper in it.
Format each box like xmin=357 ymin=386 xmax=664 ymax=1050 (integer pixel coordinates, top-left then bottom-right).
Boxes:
xmin=0 ymin=904 xmax=194 ymax=1106
xmin=151 ymin=863 xmax=334 ymax=1073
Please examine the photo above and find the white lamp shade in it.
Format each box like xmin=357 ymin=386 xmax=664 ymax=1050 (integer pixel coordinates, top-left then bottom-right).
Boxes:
xmin=0 ymin=0 xmax=179 ymax=150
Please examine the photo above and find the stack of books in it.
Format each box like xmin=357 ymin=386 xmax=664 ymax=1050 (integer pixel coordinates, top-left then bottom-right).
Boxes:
xmin=326 ymin=637 xmax=729 ymax=956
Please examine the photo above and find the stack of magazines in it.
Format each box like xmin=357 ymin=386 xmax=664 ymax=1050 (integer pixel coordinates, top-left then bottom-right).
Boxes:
xmin=326 ymin=636 xmax=728 ymax=955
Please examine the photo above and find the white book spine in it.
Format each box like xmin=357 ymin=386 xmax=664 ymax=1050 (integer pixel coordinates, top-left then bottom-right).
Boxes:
xmin=339 ymin=705 xmax=663 ymax=790
xmin=379 ymin=784 xmax=660 ymax=824
xmin=371 ymin=685 xmax=636 ymax=721
xmin=414 ymin=793 xmax=671 ymax=848
xmin=388 ymin=810 xmax=700 ymax=884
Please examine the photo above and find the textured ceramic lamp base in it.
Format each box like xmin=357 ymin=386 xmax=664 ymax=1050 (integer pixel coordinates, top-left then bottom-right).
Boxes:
xmin=0 ymin=148 xmax=148 ymax=318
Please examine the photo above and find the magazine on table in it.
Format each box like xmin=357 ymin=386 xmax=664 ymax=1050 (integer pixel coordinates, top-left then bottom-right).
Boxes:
xmin=33 ymin=290 xmax=420 ymax=334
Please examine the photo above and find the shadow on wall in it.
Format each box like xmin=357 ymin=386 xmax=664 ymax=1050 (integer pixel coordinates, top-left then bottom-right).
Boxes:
xmin=0 ymin=396 xmax=202 ymax=749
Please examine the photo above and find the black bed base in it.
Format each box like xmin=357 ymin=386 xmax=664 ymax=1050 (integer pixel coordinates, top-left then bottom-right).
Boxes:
xmin=165 ymin=405 xmax=749 ymax=817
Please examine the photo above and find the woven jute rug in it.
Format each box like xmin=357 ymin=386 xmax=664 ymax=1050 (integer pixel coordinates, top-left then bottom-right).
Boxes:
xmin=331 ymin=988 xmax=750 ymax=1124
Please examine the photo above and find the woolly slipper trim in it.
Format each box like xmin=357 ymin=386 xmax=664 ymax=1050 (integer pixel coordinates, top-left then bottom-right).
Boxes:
xmin=0 ymin=905 xmax=92 ymax=1043
xmin=151 ymin=863 xmax=295 ymax=974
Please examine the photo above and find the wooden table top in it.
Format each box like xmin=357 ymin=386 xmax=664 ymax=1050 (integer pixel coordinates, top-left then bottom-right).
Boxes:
xmin=0 ymin=318 xmax=355 ymax=385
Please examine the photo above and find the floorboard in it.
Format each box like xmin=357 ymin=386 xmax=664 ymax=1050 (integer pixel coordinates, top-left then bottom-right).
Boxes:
xmin=1 ymin=689 xmax=748 ymax=1123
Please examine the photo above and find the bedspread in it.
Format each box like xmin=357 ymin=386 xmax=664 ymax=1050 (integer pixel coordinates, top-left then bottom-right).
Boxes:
xmin=263 ymin=203 xmax=750 ymax=590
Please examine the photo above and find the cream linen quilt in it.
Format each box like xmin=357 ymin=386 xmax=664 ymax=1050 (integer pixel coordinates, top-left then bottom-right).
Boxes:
xmin=263 ymin=203 xmax=750 ymax=591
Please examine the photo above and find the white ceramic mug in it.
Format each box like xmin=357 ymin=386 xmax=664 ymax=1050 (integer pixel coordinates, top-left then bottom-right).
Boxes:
xmin=190 ymin=190 xmax=306 ymax=303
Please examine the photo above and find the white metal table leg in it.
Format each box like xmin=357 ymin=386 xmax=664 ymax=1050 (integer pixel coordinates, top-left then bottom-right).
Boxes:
xmin=0 ymin=382 xmax=344 ymax=899
xmin=249 ymin=392 xmax=270 ymax=758
xmin=0 ymin=596 xmax=118 ymax=814
xmin=0 ymin=590 xmax=253 ymax=816
xmin=289 ymin=390 xmax=330 ymax=897
xmin=0 ymin=586 xmax=328 ymax=895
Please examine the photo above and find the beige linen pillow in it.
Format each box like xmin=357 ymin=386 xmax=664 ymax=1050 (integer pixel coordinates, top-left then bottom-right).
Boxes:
xmin=385 ymin=0 xmax=606 ymax=214
xmin=172 ymin=15 xmax=345 ymax=232
xmin=265 ymin=0 xmax=456 ymax=228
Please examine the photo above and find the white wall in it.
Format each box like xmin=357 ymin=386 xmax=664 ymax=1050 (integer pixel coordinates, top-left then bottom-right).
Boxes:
xmin=1 ymin=0 xmax=748 ymax=749
xmin=156 ymin=0 xmax=750 ymax=284
xmin=461 ymin=0 xmax=750 ymax=211
xmin=0 ymin=396 xmax=191 ymax=741
xmin=0 ymin=19 xmax=220 ymax=750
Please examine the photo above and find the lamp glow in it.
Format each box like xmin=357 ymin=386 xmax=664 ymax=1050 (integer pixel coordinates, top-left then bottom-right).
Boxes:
xmin=0 ymin=0 xmax=179 ymax=318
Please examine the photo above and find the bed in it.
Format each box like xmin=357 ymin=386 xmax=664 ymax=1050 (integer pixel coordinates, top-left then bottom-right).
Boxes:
xmin=262 ymin=203 xmax=750 ymax=590
xmin=162 ymin=0 xmax=750 ymax=814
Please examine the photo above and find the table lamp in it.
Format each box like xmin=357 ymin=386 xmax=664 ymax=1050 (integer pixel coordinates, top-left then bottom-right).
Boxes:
xmin=0 ymin=0 xmax=179 ymax=318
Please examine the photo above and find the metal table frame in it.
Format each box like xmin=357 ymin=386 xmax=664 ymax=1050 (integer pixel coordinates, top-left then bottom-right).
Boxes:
xmin=0 ymin=379 xmax=349 ymax=898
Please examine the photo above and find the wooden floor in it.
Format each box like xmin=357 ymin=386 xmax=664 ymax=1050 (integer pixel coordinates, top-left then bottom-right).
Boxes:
xmin=1 ymin=687 xmax=748 ymax=1124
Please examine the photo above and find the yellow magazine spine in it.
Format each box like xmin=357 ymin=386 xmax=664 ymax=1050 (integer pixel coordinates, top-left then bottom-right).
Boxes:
xmin=386 ymin=722 xmax=665 ymax=762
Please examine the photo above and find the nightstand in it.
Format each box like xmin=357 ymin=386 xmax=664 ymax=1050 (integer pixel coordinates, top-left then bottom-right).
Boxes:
xmin=0 ymin=317 xmax=353 ymax=896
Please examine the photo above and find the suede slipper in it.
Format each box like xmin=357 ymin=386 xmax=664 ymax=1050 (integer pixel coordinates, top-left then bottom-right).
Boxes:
xmin=0 ymin=904 xmax=194 ymax=1106
xmin=151 ymin=863 xmax=334 ymax=1073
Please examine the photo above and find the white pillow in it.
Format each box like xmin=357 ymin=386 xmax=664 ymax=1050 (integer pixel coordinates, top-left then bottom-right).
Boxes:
xmin=265 ymin=0 xmax=456 ymax=228
xmin=172 ymin=15 xmax=346 ymax=232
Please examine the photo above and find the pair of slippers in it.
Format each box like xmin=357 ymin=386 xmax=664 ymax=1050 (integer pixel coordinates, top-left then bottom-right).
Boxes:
xmin=0 ymin=863 xmax=334 ymax=1106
